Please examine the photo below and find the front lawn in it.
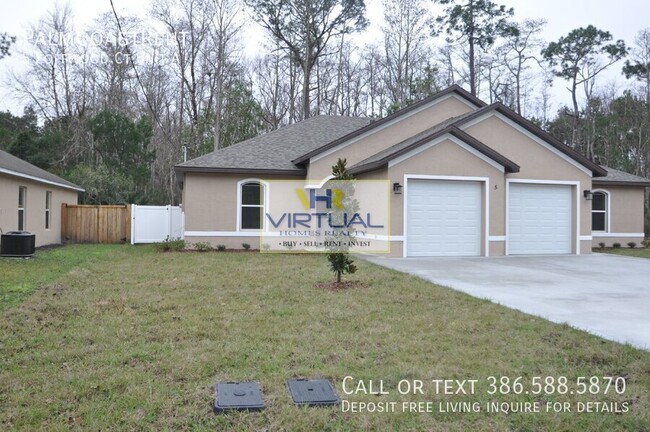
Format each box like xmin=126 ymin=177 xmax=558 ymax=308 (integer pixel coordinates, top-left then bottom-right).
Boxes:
xmin=599 ymin=247 xmax=650 ymax=259
xmin=1 ymin=246 xmax=649 ymax=430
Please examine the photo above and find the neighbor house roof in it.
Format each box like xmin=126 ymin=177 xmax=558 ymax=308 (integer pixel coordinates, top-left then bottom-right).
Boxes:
xmin=291 ymin=85 xmax=486 ymax=165
xmin=349 ymin=121 xmax=520 ymax=175
xmin=175 ymin=115 xmax=371 ymax=175
xmin=593 ymin=166 xmax=650 ymax=187
xmin=0 ymin=149 xmax=84 ymax=191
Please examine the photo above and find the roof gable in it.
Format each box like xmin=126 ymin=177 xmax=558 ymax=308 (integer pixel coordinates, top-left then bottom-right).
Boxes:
xmin=0 ymin=149 xmax=83 ymax=191
xmin=454 ymin=103 xmax=607 ymax=177
xmin=292 ymin=85 xmax=485 ymax=165
xmin=348 ymin=125 xmax=519 ymax=175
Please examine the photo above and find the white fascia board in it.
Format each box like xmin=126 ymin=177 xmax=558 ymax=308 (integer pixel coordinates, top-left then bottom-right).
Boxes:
xmin=0 ymin=167 xmax=85 ymax=192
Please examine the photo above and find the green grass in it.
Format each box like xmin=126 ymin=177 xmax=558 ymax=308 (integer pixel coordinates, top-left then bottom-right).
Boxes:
xmin=599 ymin=247 xmax=650 ymax=259
xmin=1 ymin=245 xmax=649 ymax=431
xmin=0 ymin=244 xmax=119 ymax=310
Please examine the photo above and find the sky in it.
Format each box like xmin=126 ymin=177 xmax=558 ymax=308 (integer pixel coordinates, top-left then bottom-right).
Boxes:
xmin=0 ymin=0 xmax=648 ymax=116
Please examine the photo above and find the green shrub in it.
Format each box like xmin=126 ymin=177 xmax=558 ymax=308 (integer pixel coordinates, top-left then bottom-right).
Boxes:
xmin=242 ymin=243 xmax=251 ymax=250
xmin=154 ymin=237 xmax=186 ymax=252
xmin=598 ymin=242 xmax=606 ymax=249
xmin=612 ymin=242 xmax=621 ymax=249
xmin=643 ymin=239 xmax=650 ymax=248
xmin=193 ymin=242 xmax=213 ymax=252
xmin=627 ymin=242 xmax=637 ymax=249
xmin=216 ymin=245 xmax=226 ymax=251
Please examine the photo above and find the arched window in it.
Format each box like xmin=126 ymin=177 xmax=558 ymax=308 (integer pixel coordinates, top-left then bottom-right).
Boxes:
xmin=239 ymin=181 xmax=265 ymax=230
xmin=592 ymin=190 xmax=608 ymax=232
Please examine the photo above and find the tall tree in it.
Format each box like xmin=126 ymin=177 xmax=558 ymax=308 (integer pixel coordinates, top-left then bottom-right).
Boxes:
xmin=0 ymin=32 xmax=15 ymax=59
xmin=497 ymin=18 xmax=546 ymax=115
xmin=433 ymin=0 xmax=515 ymax=96
xmin=382 ymin=0 xmax=431 ymax=109
xmin=541 ymin=25 xmax=627 ymax=156
xmin=623 ymin=29 xmax=650 ymax=105
xmin=246 ymin=0 xmax=369 ymax=119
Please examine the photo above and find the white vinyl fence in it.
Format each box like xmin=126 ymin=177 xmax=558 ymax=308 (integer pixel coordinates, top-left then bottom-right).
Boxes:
xmin=130 ymin=205 xmax=184 ymax=244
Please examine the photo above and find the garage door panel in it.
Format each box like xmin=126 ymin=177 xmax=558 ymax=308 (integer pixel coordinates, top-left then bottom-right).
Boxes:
xmin=406 ymin=180 xmax=482 ymax=257
xmin=508 ymin=183 xmax=572 ymax=255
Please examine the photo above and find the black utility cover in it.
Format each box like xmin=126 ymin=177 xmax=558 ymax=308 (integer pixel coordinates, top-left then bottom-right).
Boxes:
xmin=286 ymin=379 xmax=339 ymax=407
xmin=214 ymin=381 xmax=265 ymax=412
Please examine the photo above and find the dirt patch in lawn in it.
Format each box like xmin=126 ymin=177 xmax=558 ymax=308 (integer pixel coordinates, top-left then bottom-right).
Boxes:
xmin=316 ymin=280 xmax=369 ymax=291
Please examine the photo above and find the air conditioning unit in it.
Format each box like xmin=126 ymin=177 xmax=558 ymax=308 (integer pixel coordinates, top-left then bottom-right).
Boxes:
xmin=0 ymin=231 xmax=36 ymax=257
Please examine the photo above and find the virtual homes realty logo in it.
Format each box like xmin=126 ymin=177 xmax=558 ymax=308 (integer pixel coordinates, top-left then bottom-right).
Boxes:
xmin=261 ymin=180 xmax=390 ymax=253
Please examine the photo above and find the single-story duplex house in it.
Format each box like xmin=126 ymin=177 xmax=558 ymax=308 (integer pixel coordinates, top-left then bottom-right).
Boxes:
xmin=175 ymin=85 xmax=650 ymax=257
xmin=0 ymin=149 xmax=82 ymax=247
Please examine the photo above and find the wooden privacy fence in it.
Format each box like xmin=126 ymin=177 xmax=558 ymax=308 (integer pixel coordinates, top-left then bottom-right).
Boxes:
xmin=61 ymin=204 xmax=131 ymax=244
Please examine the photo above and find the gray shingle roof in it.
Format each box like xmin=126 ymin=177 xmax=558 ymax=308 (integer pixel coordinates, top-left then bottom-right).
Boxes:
xmin=176 ymin=115 xmax=372 ymax=173
xmin=594 ymin=166 xmax=650 ymax=186
xmin=0 ymin=149 xmax=83 ymax=191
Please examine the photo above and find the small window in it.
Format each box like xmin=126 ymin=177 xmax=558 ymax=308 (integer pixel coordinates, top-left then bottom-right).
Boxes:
xmin=592 ymin=191 xmax=607 ymax=232
xmin=45 ymin=191 xmax=52 ymax=229
xmin=18 ymin=186 xmax=27 ymax=231
xmin=240 ymin=181 xmax=264 ymax=230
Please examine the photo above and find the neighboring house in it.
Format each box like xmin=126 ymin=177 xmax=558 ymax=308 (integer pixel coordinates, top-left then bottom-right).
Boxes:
xmin=0 ymin=149 xmax=83 ymax=247
xmin=175 ymin=86 xmax=650 ymax=257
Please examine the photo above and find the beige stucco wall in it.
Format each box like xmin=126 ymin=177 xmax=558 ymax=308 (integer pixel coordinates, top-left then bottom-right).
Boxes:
xmin=591 ymin=185 xmax=646 ymax=248
xmin=181 ymin=112 xmax=619 ymax=257
xmin=0 ymin=174 xmax=79 ymax=246
xmin=463 ymin=114 xmax=593 ymax=254
xmin=307 ymin=95 xmax=477 ymax=180
xmin=182 ymin=172 xmax=296 ymax=247
xmin=357 ymin=138 xmax=505 ymax=257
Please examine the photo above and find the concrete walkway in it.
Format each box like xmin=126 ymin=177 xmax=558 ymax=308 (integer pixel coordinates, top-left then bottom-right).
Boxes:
xmin=363 ymin=254 xmax=650 ymax=350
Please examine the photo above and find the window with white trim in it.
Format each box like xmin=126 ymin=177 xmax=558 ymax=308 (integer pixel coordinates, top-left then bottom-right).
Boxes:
xmin=240 ymin=181 xmax=264 ymax=230
xmin=45 ymin=191 xmax=52 ymax=229
xmin=592 ymin=191 xmax=608 ymax=232
xmin=18 ymin=186 xmax=27 ymax=231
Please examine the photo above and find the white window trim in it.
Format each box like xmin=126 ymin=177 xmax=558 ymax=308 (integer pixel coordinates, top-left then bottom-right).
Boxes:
xmin=236 ymin=179 xmax=269 ymax=232
xmin=403 ymin=175 xmax=490 ymax=258
xmin=311 ymin=94 xmax=480 ymax=163
xmin=18 ymin=186 xmax=27 ymax=231
xmin=591 ymin=189 xmax=610 ymax=233
xmin=459 ymin=112 xmax=593 ymax=177
xmin=45 ymin=191 xmax=52 ymax=230
xmin=505 ymin=179 xmax=580 ymax=255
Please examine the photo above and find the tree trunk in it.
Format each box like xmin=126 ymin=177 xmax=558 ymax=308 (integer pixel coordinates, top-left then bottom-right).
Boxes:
xmin=302 ymin=61 xmax=311 ymax=119
xmin=571 ymin=79 xmax=580 ymax=149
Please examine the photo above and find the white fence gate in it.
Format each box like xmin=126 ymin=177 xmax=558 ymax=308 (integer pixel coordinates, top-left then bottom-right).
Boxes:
xmin=130 ymin=205 xmax=184 ymax=244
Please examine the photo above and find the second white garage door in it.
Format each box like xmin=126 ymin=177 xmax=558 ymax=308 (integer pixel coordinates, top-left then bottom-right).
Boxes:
xmin=508 ymin=183 xmax=572 ymax=255
xmin=406 ymin=180 xmax=482 ymax=256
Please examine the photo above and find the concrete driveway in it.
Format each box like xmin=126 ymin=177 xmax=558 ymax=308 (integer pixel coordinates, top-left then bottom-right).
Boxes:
xmin=363 ymin=254 xmax=650 ymax=350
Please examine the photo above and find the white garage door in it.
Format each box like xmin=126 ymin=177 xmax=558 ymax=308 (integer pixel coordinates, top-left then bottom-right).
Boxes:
xmin=508 ymin=183 xmax=572 ymax=255
xmin=406 ymin=180 xmax=482 ymax=257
